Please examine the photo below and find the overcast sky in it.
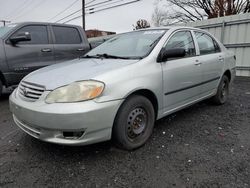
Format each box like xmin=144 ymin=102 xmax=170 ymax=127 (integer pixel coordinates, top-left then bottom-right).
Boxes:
xmin=0 ymin=0 xmax=156 ymax=33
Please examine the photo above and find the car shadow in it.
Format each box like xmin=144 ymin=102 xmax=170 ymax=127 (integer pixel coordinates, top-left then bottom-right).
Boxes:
xmin=18 ymin=99 xmax=217 ymax=160
xmin=0 ymin=93 xmax=10 ymax=102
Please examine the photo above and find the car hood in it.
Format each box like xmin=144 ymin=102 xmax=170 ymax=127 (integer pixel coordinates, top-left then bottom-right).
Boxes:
xmin=24 ymin=58 xmax=138 ymax=90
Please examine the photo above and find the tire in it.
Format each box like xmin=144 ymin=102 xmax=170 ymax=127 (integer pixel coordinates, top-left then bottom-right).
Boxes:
xmin=113 ymin=95 xmax=155 ymax=150
xmin=211 ymin=75 xmax=229 ymax=105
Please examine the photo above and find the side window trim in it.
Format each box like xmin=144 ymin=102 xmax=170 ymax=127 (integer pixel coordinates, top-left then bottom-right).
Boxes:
xmin=7 ymin=24 xmax=49 ymax=45
xmin=160 ymin=29 xmax=197 ymax=61
xmin=194 ymin=31 xmax=221 ymax=56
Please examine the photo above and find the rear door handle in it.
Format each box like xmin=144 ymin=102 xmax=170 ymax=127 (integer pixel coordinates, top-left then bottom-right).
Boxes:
xmin=41 ymin=48 xmax=52 ymax=52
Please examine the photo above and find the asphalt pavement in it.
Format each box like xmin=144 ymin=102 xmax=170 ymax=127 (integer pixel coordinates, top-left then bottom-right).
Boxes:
xmin=0 ymin=77 xmax=250 ymax=188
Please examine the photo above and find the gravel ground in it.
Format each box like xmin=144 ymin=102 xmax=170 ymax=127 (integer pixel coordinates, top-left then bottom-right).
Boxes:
xmin=0 ymin=77 xmax=250 ymax=188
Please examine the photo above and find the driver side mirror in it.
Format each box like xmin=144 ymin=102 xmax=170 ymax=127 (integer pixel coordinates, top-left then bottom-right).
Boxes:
xmin=157 ymin=48 xmax=186 ymax=62
xmin=9 ymin=32 xmax=31 ymax=45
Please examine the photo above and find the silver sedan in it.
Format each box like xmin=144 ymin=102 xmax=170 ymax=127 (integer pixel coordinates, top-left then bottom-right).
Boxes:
xmin=9 ymin=27 xmax=236 ymax=150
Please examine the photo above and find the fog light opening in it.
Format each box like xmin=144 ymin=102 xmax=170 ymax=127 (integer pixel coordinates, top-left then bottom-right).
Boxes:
xmin=63 ymin=131 xmax=85 ymax=139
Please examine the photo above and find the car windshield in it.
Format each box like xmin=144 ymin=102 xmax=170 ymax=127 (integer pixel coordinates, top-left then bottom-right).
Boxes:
xmin=0 ymin=24 xmax=16 ymax=38
xmin=85 ymin=29 xmax=167 ymax=59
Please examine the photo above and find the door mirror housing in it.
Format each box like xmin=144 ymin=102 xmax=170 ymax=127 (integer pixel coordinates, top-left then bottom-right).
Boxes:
xmin=9 ymin=32 xmax=31 ymax=44
xmin=157 ymin=48 xmax=186 ymax=62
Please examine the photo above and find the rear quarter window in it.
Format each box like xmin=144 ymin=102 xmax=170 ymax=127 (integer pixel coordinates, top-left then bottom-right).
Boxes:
xmin=52 ymin=26 xmax=82 ymax=44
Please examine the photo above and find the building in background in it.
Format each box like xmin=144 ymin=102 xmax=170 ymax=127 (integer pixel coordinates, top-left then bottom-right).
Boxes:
xmin=86 ymin=29 xmax=116 ymax=38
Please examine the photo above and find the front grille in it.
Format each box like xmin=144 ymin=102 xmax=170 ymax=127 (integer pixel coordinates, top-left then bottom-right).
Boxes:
xmin=18 ymin=81 xmax=45 ymax=102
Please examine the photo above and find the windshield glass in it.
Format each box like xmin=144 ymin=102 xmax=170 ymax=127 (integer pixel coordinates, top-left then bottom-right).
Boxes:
xmin=0 ymin=24 xmax=16 ymax=38
xmin=86 ymin=29 xmax=167 ymax=59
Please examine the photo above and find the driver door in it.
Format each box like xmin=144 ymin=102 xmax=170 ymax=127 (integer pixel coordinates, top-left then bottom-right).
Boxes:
xmin=161 ymin=30 xmax=203 ymax=113
xmin=4 ymin=25 xmax=54 ymax=85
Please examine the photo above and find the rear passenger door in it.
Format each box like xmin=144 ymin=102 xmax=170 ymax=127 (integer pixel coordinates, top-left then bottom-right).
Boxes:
xmin=194 ymin=31 xmax=224 ymax=96
xmin=4 ymin=25 xmax=54 ymax=85
xmin=51 ymin=26 xmax=89 ymax=63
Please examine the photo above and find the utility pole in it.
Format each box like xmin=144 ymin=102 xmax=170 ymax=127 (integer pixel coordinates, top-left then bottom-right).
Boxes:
xmin=82 ymin=0 xmax=85 ymax=30
xmin=0 ymin=20 xmax=11 ymax=26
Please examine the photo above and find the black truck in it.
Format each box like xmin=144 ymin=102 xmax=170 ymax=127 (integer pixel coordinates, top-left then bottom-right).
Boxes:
xmin=0 ymin=22 xmax=91 ymax=95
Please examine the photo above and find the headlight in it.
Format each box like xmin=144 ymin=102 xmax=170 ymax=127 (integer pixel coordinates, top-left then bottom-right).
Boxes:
xmin=45 ymin=80 xmax=104 ymax=104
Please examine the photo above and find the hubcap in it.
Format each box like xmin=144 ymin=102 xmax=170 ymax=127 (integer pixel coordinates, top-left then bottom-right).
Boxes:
xmin=127 ymin=107 xmax=147 ymax=139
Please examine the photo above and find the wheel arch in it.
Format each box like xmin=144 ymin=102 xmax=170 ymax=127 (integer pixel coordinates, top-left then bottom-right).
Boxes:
xmin=121 ymin=89 xmax=159 ymax=120
xmin=223 ymin=69 xmax=231 ymax=82
xmin=0 ymin=71 xmax=7 ymax=86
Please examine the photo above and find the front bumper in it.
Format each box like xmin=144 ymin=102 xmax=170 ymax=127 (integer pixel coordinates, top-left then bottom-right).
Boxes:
xmin=9 ymin=89 xmax=123 ymax=146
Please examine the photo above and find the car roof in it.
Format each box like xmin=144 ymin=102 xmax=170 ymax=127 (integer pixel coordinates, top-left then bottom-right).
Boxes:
xmin=137 ymin=26 xmax=204 ymax=32
xmin=10 ymin=21 xmax=81 ymax=28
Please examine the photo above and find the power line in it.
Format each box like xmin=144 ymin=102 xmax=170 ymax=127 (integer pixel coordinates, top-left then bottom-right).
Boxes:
xmin=62 ymin=0 xmax=141 ymax=24
xmin=86 ymin=0 xmax=97 ymax=5
xmin=56 ymin=0 xmax=134 ymax=23
xmin=11 ymin=0 xmax=46 ymax=21
xmin=5 ymin=0 xmax=32 ymax=20
xmin=85 ymin=0 xmax=113 ymax=8
xmin=88 ymin=0 xmax=140 ymax=14
xmin=48 ymin=0 xmax=80 ymax=21
xmin=55 ymin=0 xmax=116 ymax=23
xmin=55 ymin=8 xmax=82 ymax=23
xmin=87 ymin=0 xmax=125 ymax=10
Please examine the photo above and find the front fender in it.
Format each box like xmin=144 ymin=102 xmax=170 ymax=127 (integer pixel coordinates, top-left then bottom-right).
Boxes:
xmin=94 ymin=60 xmax=164 ymax=111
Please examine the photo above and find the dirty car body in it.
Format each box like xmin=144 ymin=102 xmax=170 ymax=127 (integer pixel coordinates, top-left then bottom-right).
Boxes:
xmin=9 ymin=27 xmax=236 ymax=150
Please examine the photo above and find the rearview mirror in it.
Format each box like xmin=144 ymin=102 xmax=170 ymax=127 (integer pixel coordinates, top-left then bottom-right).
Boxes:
xmin=157 ymin=48 xmax=186 ymax=62
xmin=10 ymin=32 xmax=31 ymax=44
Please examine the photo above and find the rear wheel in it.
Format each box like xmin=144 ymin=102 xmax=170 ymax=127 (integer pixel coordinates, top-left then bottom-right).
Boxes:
xmin=211 ymin=75 xmax=229 ymax=105
xmin=113 ymin=95 xmax=155 ymax=150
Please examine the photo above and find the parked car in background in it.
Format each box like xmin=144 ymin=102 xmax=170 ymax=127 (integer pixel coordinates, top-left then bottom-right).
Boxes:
xmin=88 ymin=34 xmax=116 ymax=48
xmin=0 ymin=22 xmax=91 ymax=96
xmin=10 ymin=27 xmax=236 ymax=150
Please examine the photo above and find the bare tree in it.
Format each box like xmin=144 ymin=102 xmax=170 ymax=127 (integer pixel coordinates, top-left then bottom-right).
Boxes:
xmin=152 ymin=6 xmax=170 ymax=26
xmin=152 ymin=0 xmax=250 ymax=25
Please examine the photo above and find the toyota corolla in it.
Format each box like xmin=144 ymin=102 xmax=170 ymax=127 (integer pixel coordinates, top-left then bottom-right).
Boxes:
xmin=9 ymin=27 xmax=236 ymax=150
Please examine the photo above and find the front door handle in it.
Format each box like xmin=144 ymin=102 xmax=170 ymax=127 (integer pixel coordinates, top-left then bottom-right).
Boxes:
xmin=218 ymin=57 xmax=224 ymax=62
xmin=77 ymin=48 xmax=84 ymax=51
xmin=41 ymin=48 xmax=52 ymax=52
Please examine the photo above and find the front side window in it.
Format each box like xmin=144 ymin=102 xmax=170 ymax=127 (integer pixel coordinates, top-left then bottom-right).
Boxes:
xmin=164 ymin=31 xmax=196 ymax=58
xmin=52 ymin=26 xmax=82 ymax=44
xmin=86 ymin=30 xmax=167 ymax=59
xmin=194 ymin=32 xmax=220 ymax=55
xmin=11 ymin=25 xmax=49 ymax=44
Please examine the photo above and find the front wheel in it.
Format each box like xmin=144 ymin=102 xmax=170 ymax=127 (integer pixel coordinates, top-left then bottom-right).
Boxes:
xmin=113 ymin=95 xmax=155 ymax=150
xmin=211 ymin=75 xmax=229 ymax=105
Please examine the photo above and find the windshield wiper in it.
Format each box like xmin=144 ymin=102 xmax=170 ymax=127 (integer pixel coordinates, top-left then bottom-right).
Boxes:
xmin=96 ymin=53 xmax=133 ymax=59
xmin=80 ymin=54 xmax=100 ymax=59
xmin=81 ymin=53 xmax=141 ymax=60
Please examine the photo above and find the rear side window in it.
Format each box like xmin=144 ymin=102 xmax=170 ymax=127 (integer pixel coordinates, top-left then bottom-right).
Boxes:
xmin=52 ymin=26 xmax=82 ymax=44
xmin=194 ymin=32 xmax=221 ymax=55
xmin=11 ymin=25 xmax=49 ymax=44
xmin=164 ymin=31 xmax=196 ymax=58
